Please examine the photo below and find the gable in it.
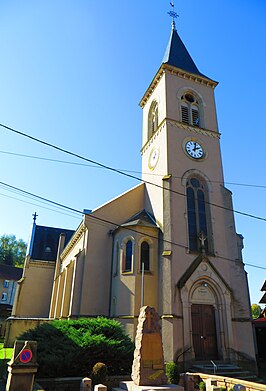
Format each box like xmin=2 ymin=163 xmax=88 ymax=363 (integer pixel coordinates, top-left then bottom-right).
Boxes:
xmin=177 ymin=254 xmax=232 ymax=294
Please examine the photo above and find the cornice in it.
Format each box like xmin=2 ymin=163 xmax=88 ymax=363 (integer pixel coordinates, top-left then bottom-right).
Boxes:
xmin=141 ymin=119 xmax=166 ymax=155
xmin=139 ymin=67 xmax=165 ymax=108
xmin=61 ymin=222 xmax=87 ymax=260
xmin=141 ymin=118 xmax=220 ymax=155
xmin=163 ymin=64 xmax=218 ymax=88
xmin=139 ymin=64 xmax=218 ymax=108
xmin=167 ymin=119 xmax=221 ymax=139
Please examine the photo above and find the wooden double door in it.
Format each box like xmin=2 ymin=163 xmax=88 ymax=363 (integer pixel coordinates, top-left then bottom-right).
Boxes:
xmin=191 ymin=304 xmax=218 ymax=360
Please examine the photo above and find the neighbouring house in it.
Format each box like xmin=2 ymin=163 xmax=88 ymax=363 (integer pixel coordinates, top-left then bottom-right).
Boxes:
xmin=0 ymin=264 xmax=23 ymax=336
xmin=8 ymin=18 xmax=257 ymax=372
xmin=253 ymin=280 xmax=266 ymax=360
xmin=12 ymin=223 xmax=75 ymax=318
xmin=259 ymin=280 xmax=266 ymax=306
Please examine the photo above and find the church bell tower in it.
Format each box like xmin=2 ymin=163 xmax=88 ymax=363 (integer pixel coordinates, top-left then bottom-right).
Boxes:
xmin=140 ymin=18 xmax=256 ymax=370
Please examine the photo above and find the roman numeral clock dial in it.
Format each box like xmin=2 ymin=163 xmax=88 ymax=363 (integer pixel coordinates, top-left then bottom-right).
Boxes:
xmin=184 ymin=139 xmax=205 ymax=160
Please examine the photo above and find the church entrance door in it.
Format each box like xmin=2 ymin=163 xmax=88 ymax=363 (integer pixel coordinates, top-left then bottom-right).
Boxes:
xmin=191 ymin=304 xmax=218 ymax=360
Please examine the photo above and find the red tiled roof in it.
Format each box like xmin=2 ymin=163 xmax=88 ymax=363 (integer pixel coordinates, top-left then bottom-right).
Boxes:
xmin=253 ymin=317 xmax=266 ymax=323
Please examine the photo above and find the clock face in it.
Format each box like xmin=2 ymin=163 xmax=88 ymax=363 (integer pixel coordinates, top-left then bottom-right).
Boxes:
xmin=185 ymin=140 xmax=204 ymax=159
xmin=148 ymin=146 xmax=160 ymax=170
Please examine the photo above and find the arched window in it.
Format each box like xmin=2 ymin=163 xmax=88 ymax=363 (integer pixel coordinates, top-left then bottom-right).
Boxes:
xmin=186 ymin=177 xmax=209 ymax=252
xmin=181 ymin=93 xmax=200 ymax=127
xmin=140 ymin=241 xmax=150 ymax=271
xmin=148 ymin=101 xmax=159 ymax=138
xmin=124 ymin=239 xmax=133 ymax=272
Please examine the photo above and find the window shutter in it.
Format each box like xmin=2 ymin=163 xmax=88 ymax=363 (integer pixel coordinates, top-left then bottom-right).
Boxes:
xmin=181 ymin=106 xmax=189 ymax=124
xmin=192 ymin=108 xmax=200 ymax=127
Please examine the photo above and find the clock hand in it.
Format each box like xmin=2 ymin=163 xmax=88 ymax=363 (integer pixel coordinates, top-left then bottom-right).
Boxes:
xmin=193 ymin=143 xmax=199 ymax=151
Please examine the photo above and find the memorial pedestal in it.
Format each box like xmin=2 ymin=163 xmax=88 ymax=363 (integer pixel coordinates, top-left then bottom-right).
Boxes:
xmin=6 ymin=340 xmax=38 ymax=391
xmin=113 ymin=307 xmax=184 ymax=391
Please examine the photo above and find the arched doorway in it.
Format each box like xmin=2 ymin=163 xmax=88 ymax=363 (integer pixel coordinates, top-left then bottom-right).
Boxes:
xmin=190 ymin=284 xmax=218 ymax=360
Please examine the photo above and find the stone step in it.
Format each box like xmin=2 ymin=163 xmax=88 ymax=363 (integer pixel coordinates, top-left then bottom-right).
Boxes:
xmin=189 ymin=363 xmax=257 ymax=381
xmin=193 ymin=364 xmax=241 ymax=371
xmin=117 ymin=381 xmax=184 ymax=391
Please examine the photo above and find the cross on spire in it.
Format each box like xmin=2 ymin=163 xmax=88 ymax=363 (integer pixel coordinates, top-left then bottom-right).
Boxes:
xmin=32 ymin=212 xmax=38 ymax=223
xmin=167 ymin=1 xmax=179 ymax=30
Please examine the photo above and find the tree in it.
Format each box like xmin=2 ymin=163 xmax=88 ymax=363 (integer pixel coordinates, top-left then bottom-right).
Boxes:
xmin=0 ymin=234 xmax=27 ymax=267
xmin=251 ymin=303 xmax=262 ymax=319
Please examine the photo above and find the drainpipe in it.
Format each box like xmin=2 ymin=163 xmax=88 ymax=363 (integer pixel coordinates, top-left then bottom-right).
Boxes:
xmin=108 ymin=230 xmax=115 ymax=317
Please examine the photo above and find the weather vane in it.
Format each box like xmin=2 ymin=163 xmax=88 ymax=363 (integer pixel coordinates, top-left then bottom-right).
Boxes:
xmin=167 ymin=1 xmax=179 ymax=28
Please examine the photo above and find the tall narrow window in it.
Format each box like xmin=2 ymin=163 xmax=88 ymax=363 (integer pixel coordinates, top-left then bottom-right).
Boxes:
xmin=148 ymin=101 xmax=159 ymax=139
xmin=3 ymin=280 xmax=9 ymax=288
xmin=181 ymin=93 xmax=201 ymax=127
xmin=186 ymin=178 xmax=209 ymax=252
xmin=140 ymin=241 xmax=150 ymax=271
xmin=124 ymin=240 xmax=133 ymax=272
xmin=1 ymin=292 xmax=7 ymax=301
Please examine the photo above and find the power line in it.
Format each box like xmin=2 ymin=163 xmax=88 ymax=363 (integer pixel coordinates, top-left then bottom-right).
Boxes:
xmin=1 ymin=122 xmax=266 ymax=223
xmin=0 ymin=183 xmax=80 ymax=218
xmin=1 ymin=149 xmax=266 ymax=190
xmin=0 ymin=178 xmax=265 ymax=271
xmin=0 ymin=191 xmax=81 ymax=220
xmin=245 ymin=263 xmax=266 ymax=270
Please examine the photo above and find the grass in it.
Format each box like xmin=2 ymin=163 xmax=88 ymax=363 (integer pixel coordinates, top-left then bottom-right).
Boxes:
xmin=0 ymin=339 xmax=13 ymax=379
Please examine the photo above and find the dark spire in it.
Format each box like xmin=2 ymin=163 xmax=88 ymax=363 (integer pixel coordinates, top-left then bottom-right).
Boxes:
xmin=162 ymin=23 xmax=209 ymax=79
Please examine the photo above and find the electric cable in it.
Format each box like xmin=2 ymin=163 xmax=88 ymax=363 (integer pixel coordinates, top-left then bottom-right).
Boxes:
xmin=0 ymin=123 xmax=266 ymax=223
xmin=0 ymin=191 xmax=81 ymax=219
xmin=0 ymin=179 xmax=265 ymax=271
xmin=1 ymin=149 xmax=266 ymax=190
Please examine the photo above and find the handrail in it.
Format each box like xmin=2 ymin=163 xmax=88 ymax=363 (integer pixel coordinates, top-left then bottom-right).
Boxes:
xmin=175 ymin=346 xmax=192 ymax=362
xmin=210 ymin=360 xmax=217 ymax=375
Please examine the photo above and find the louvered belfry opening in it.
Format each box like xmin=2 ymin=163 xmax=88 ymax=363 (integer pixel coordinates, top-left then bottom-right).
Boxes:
xmin=181 ymin=93 xmax=200 ymax=127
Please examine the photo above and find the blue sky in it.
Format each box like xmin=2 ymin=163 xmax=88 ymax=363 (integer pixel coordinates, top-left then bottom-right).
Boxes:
xmin=0 ymin=0 xmax=265 ymax=305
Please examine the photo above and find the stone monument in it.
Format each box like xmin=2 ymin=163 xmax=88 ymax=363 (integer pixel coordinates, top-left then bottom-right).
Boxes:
xmin=114 ymin=306 xmax=184 ymax=391
xmin=132 ymin=306 xmax=167 ymax=386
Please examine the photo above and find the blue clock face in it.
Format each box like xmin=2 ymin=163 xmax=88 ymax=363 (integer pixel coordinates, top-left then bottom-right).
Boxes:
xmin=185 ymin=141 xmax=204 ymax=159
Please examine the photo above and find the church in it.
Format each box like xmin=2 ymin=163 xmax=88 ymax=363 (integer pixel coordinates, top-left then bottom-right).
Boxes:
xmin=10 ymin=18 xmax=257 ymax=372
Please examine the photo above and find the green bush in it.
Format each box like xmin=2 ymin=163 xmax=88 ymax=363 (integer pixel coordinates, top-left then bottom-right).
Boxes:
xmin=91 ymin=362 xmax=107 ymax=385
xmin=18 ymin=317 xmax=134 ymax=378
xmin=166 ymin=361 xmax=179 ymax=384
xmin=220 ymin=387 xmax=226 ymax=391
xmin=198 ymin=381 xmax=206 ymax=391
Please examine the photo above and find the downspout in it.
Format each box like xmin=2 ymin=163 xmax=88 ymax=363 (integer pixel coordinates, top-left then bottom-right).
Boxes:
xmin=108 ymin=230 xmax=115 ymax=317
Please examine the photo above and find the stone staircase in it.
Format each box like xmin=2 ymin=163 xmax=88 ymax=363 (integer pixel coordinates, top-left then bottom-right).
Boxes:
xmin=189 ymin=362 xmax=258 ymax=381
